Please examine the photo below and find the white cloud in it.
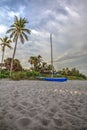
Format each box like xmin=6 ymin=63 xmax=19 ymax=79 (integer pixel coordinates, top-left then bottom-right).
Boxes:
xmin=56 ymin=14 xmax=68 ymax=21
xmin=8 ymin=6 xmax=25 ymax=18
xmin=8 ymin=11 xmax=19 ymax=18
xmin=55 ymin=49 xmax=87 ymax=62
xmin=0 ymin=24 xmax=8 ymax=34
xmin=32 ymin=29 xmax=49 ymax=38
xmin=65 ymin=6 xmax=79 ymax=18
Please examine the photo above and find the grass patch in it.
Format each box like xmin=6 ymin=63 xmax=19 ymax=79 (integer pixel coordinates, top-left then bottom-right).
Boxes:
xmin=11 ymin=71 xmax=41 ymax=80
xmin=0 ymin=70 xmax=9 ymax=79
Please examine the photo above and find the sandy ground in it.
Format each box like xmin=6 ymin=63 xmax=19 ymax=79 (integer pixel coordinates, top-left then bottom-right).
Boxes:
xmin=0 ymin=79 xmax=87 ymax=130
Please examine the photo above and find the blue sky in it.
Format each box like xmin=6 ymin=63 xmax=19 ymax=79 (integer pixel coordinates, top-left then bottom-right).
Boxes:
xmin=0 ymin=0 xmax=87 ymax=75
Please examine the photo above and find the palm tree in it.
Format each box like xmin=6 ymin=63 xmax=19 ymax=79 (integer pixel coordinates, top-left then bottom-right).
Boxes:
xmin=28 ymin=55 xmax=42 ymax=71
xmin=42 ymin=62 xmax=47 ymax=68
xmin=0 ymin=36 xmax=12 ymax=71
xmin=28 ymin=56 xmax=35 ymax=69
xmin=37 ymin=55 xmax=42 ymax=66
xmin=28 ymin=56 xmax=38 ymax=71
xmin=7 ymin=16 xmax=31 ymax=76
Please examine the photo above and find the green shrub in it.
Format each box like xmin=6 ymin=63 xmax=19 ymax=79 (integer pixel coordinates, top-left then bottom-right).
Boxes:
xmin=2 ymin=70 xmax=9 ymax=74
xmin=31 ymin=70 xmax=40 ymax=76
xmin=11 ymin=71 xmax=40 ymax=80
xmin=11 ymin=72 xmax=26 ymax=80
xmin=26 ymin=70 xmax=40 ymax=77
xmin=0 ymin=74 xmax=8 ymax=78
xmin=0 ymin=69 xmax=9 ymax=79
xmin=67 ymin=76 xmax=86 ymax=80
xmin=26 ymin=71 xmax=32 ymax=77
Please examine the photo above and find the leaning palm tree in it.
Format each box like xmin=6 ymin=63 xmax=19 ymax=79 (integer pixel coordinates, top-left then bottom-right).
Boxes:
xmin=7 ymin=16 xmax=31 ymax=76
xmin=0 ymin=36 xmax=12 ymax=71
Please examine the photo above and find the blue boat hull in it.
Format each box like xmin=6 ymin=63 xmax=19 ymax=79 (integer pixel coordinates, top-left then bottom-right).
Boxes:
xmin=43 ymin=77 xmax=68 ymax=82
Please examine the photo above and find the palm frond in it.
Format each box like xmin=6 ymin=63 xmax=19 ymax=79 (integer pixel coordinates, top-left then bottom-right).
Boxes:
xmin=3 ymin=37 xmax=6 ymax=41
xmin=21 ymin=17 xmax=28 ymax=24
xmin=10 ymin=24 xmax=15 ymax=27
xmin=22 ymin=32 xmax=28 ymax=41
xmin=13 ymin=33 xmax=18 ymax=43
xmin=19 ymin=34 xmax=24 ymax=44
xmin=14 ymin=15 xmax=18 ymax=22
xmin=0 ymin=38 xmax=3 ymax=42
xmin=22 ymin=28 xmax=31 ymax=34
xmin=10 ymin=31 xmax=16 ymax=39
xmin=6 ymin=44 xmax=12 ymax=49
xmin=6 ymin=28 xmax=15 ymax=34
xmin=7 ymin=39 xmax=12 ymax=43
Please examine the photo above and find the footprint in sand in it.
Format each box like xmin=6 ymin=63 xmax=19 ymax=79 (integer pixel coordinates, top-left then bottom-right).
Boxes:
xmin=15 ymin=105 xmax=23 ymax=111
xmin=20 ymin=108 xmax=38 ymax=118
xmin=20 ymin=101 xmax=29 ymax=107
xmin=53 ymin=118 xmax=63 ymax=127
xmin=16 ymin=117 xmax=31 ymax=128
xmin=40 ymin=118 xmax=50 ymax=126
xmin=50 ymin=107 xmax=58 ymax=113
xmin=29 ymin=109 xmax=38 ymax=117
xmin=31 ymin=125 xmax=48 ymax=130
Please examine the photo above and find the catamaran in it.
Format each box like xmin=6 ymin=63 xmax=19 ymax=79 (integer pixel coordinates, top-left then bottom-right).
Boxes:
xmin=43 ymin=33 xmax=68 ymax=82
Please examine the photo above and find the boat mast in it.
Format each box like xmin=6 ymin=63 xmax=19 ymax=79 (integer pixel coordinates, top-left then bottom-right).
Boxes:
xmin=50 ymin=33 xmax=54 ymax=77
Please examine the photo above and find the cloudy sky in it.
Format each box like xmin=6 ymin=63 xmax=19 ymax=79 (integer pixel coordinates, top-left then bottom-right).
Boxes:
xmin=0 ymin=0 xmax=87 ymax=75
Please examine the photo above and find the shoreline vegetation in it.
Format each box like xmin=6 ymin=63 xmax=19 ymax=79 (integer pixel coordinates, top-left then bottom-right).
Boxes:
xmin=0 ymin=56 xmax=87 ymax=81
xmin=0 ymin=67 xmax=87 ymax=80
xmin=0 ymin=55 xmax=87 ymax=80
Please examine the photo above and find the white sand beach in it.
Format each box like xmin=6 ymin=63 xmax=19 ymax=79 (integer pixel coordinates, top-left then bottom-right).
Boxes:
xmin=0 ymin=80 xmax=87 ymax=130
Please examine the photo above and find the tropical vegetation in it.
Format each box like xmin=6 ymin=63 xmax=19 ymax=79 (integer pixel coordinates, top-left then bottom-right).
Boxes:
xmin=0 ymin=55 xmax=87 ymax=80
xmin=4 ymin=57 xmax=22 ymax=71
xmin=28 ymin=55 xmax=53 ymax=73
xmin=58 ymin=68 xmax=87 ymax=80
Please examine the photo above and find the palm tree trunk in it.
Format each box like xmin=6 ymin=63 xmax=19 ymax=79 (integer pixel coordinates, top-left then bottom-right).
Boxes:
xmin=0 ymin=50 xmax=4 ymax=73
xmin=10 ymin=41 xmax=17 ymax=77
